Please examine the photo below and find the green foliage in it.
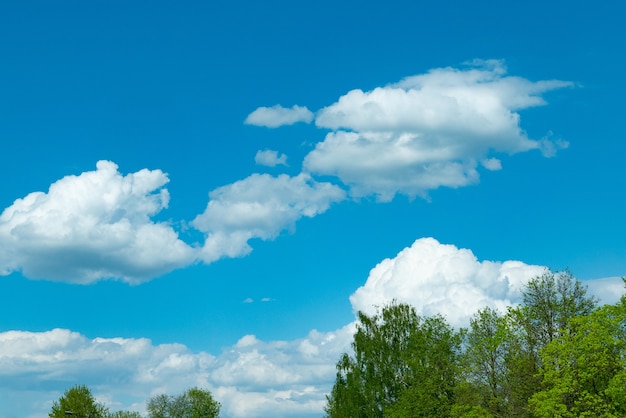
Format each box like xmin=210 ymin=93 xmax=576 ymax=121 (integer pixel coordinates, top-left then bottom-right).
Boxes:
xmin=325 ymin=302 xmax=461 ymax=418
xmin=108 ymin=412 xmax=142 ymax=418
xmin=325 ymin=270 xmax=623 ymax=418
xmin=49 ymin=385 xmax=109 ymax=418
xmin=529 ymin=303 xmax=626 ymax=417
xmin=514 ymin=269 xmax=596 ymax=352
xmin=458 ymin=307 xmax=514 ymax=416
xmin=504 ymin=270 xmax=598 ymax=416
xmin=146 ymin=387 xmax=220 ymax=418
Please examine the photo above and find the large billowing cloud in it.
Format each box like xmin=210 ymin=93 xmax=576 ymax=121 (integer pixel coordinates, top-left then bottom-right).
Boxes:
xmin=303 ymin=59 xmax=571 ymax=200
xmin=350 ymin=237 xmax=548 ymax=327
xmin=0 ymin=161 xmax=196 ymax=284
xmin=192 ymin=173 xmax=345 ymax=263
xmin=244 ymin=105 xmax=314 ymax=128
xmin=350 ymin=238 xmax=625 ymax=327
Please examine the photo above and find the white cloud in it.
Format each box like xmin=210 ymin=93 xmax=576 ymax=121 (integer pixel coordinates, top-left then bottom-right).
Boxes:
xmin=584 ymin=276 xmax=626 ymax=306
xmin=244 ymin=105 xmax=314 ymax=128
xmin=255 ymin=149 xmax=288 ymax=167
xmin=304 ymin=60 xmax=572 ymax=200
xmin=481 ymin=157 xmax=502 ymax=171
xmin=350 ymin=237 xmax=548 ymax=327
xmin=350 ymin=238 xmax=625 ymax=327
xmin=0 ymin=161 xmax=196 ymax=284
xmin=192 ymin=173 xmax=345 ymax=263
xmin=0 ymin=325 xmax=354 ymax=418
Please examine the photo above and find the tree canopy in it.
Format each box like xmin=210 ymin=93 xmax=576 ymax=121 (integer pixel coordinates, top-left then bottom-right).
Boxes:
xmin=49 ymin=385 xmax=219 ymax=418
xmin=146 ymin=387 xmax=220 ymax=418
xmin=325 ymin=271 xmax=626 ymax=418
xmin=49 ymin=385 xmax=108 ymax=418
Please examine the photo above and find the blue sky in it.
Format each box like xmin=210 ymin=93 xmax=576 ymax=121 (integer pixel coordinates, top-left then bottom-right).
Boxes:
xmin=1 ymin=1 xmax=625 ymax=417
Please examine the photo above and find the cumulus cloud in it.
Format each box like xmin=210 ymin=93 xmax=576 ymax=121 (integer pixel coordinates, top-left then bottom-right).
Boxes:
xmin=0 ymin=325 xmax=354 ymax=418
xmin=350 ymin=237 xmax=548 ymax=327
xmin=302 ymin=59 xmax=572 ymax=200
xmin=192 ymin=173 xmax=345 ymax=263
xmin=0 ymin=161 xmax=196 ymax=284
xmin=255 ymin=149 xmax=288 ymax=167
xmin=244 ymin=105 xmax=314 ymax=128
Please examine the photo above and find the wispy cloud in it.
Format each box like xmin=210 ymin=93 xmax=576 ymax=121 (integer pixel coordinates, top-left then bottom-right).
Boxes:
xmin=244 ymin=105 xmax=314 ymax=128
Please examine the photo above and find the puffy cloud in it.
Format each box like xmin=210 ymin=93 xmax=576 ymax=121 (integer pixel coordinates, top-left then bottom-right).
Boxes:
xmin=244 ymin=105 xmax=314 ymax=128
xmin=350 ymin=237 xmax=547 ymax=327
xmin=0 ymin=161 xmax=196 ymax=284
xmin=255 ymin=149 xmax=288 ymax=167
xmin=192 ymin=173 xmax=345 ymax=263
xmin=0 ymin=325 xmax=354 ymax=418
xmin=304 ymin=60 xmax=572 ymax=200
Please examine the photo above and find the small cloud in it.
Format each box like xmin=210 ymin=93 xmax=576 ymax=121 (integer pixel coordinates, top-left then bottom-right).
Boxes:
xmin=481 ymin=158 xmax=502 ymax=171
xmin=261 ymin=297 xmax=272 ymax=302
xmin=245 ymin=105 xmax=314 ymax=128
xmin=540 ymin=134 xmax=570 ymax=157
xmin=243 ymin=297 xmax=254 ymax=303
xmin=255 ymin=150 xmax=288 ymax=167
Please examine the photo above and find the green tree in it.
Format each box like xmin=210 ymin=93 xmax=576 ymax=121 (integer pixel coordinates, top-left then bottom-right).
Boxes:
xmin=325 ymin=302 xmax=460 ymax=417
xmin=518 ymin=270 xmax=596 ymax=349
xmin=146 ymin=387 xmax=220 ymax=418
xmin=457 ymin=307 xmax=513 ymax=417
xmin=505 ymin=270 xmax=597 ymax=415
xmin=530 ymin=300 xmax=626 ymax=417
xmin=388 ymin=315 xmax=461 ymax=418
xmin=49 ymin=385 xmax=109 ymax=418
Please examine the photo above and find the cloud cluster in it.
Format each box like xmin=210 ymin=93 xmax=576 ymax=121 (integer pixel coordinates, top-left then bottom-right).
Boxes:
xmin=244 ymin=105 xmax=314 ymax=128
xmin=192 ymin=173 xmax=345 ymax=263
xmin=304 ymin=60 xmax=571 ymax=200
xmin=0 ymin=60 xmax=572 ymax=284
xmin=0 ymin=161 xmax=196 ymax=284
xmin=0 ymin=325 xmax=354 ymax=418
